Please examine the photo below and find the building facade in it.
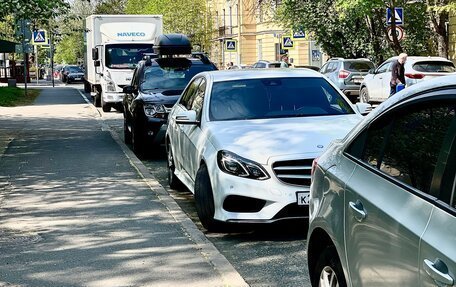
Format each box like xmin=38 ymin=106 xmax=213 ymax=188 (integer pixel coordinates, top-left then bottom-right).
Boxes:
xmin=207 ymin=0 xmax=323 ymax=69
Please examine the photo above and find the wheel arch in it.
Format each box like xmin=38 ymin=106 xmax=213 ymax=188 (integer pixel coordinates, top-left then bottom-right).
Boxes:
xmin=308 ymin=227 xmax=339 ymax=284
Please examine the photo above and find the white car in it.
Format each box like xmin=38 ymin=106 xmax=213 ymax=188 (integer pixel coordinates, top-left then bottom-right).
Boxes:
xmin=166 ymin=69 xmax=371 ymax=231
xmin=360 ymin=56 xmax=455 ymax=103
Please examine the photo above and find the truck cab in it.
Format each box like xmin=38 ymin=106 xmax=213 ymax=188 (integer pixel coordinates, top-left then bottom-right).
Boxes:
xmin=85 ymin=15 xmax=163 ymax=112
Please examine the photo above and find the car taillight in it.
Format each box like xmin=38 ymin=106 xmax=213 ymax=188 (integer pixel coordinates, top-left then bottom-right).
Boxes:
xmin=405 ymin=73 xmax=425 ymax=79
xmin=338 ymin=69 xmax=350 ymax=79
xmin=311 ymin=157 xmax=319 ymax=176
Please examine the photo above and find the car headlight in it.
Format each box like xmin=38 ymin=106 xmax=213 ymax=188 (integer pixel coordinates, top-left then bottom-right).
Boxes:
xmin=217 ymin=150 xmax=270 ymax=180
xmin=104 ymin=71 xmax=117 ymax=92
xmin=144 ymin=104 xmax=166 ymax=117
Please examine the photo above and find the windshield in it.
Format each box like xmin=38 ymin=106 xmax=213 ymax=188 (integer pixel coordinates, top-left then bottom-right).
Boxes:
xmin=345 ymin=61 xmax=375 ymax=72
xmin=106 ymin=44 xmax=153 ymax=69
xmin=67 ymin=66 xmax=83 ymax=73
xmin=412 ymin=61 xmax=456 ymax=73
xmin=141 ymin=62 xmax=215 ymax=91
xmin=209 ymin=77 xmax=354 ymax=121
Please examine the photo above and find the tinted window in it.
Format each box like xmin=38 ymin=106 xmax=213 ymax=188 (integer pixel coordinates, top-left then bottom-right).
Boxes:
xmin=412 ymin=61 xmax=456 ymax=73
xmin=190 ymin=80 xmax=206 ymax=119
xmin=141 ymin=59 xmax=214 ymax=91
xmin=347 ymin=100 xmax=456 ymax=194
xmin=67 ymin=66 xmax=83 ymax=73
xmin=105 ymin=44 xmax=153 ymax=69
xmin=268 ymin=63 xmax=282 ymax=68
xmin=376 ymin=62 xmax=391 ymax=74
xmin=345 ymin=61 xmax=375 ymax=72
xmin=180 ymin=78 xmax=202 ymax=109
xmin=209 ymin=77 xmax=354 ymax=121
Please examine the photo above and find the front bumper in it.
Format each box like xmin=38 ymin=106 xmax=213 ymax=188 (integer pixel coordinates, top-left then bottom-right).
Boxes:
xmin=211 ymin=165 xmax=310 ymax=223
xmin=102 ymin=92 xmax=124 ymax=103
xmin=145 ymin=117 xmax=168 ymax=145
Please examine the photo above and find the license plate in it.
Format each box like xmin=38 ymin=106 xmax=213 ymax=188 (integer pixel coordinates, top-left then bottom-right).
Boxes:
xmin=75 ymin=78 xmax=81 ymax=80
xmin=296 ymin=192 xmax=310 ymax=205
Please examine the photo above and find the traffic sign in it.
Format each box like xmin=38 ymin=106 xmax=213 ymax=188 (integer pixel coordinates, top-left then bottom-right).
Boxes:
xmin=32 ymin=30 xmax=48 ymax=45
xmin=225 ymin=40 xmax=237 ymax=52
xmin=282 ymin=36 xmax=294 ymax=49
xmin=292 ymin=30 xmax=306 ymax=40
xmin=387 ymin=26 xmax=405 ymax=42
xmin=387 ymin=7 xmax=404 ymax=25
xmin=15 ymin=19 xmax=32 ymax=42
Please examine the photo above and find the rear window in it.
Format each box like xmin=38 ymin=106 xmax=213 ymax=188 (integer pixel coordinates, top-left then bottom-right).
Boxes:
xmin=412 ymin=61 xmax=456 ymax=73
xmin=345 ymin=61 xmax=375 ymax=72
xmin=209 ymin=77 xmax=354 ymax=121
xmin=140 ymin=59 xmax=215 ymax=91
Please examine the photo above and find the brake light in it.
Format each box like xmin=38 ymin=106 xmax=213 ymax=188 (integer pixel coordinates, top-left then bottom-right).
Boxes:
xmin=338 ymin=69 xmax=350 ymax=79
xmin=405 ymin=73 xmax=425 ymax=79
xmin=311 ymin=157 xmax=319 ymax=176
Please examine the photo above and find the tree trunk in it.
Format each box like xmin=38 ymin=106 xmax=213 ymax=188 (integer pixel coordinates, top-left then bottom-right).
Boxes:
xmin=427 ymin=0 xmax=449 ymax=58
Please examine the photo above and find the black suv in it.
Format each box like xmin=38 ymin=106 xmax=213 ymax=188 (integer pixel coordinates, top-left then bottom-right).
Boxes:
xmin=122 ymin=34 xmax=217 ymax=157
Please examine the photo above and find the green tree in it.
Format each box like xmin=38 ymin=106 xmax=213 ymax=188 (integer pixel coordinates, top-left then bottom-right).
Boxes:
xmin=125 ymin=0 xmax=212 ymax=52
xmin=94 ymin=0 xmax=127 ymax=14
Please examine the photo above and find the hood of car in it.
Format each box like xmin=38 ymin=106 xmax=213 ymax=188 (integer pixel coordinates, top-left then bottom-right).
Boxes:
xmin=206 ymin=114 xmax=362 ymax=165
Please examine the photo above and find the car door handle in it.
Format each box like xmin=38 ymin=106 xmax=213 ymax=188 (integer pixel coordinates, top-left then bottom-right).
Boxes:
xmin=349 ymin=200 xmax=367 ymax=222
xmin=424 ymin=259 xmax=454 ymax=286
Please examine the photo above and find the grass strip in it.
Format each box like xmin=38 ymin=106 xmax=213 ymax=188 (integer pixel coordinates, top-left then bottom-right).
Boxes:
xmin=0 ymin=87 xmax=40 ymax=107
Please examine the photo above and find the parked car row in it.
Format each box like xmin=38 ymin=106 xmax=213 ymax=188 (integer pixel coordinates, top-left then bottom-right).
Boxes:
xmin=119 ymin=34 xmax=455 ymax=286
xmin=53 ymin=64 xmax=85 ymax=84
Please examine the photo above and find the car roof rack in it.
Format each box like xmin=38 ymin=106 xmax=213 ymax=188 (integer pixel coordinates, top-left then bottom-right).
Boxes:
xmin=153 ymin=34 xmax=192 ymax=56
xmin=191 ymin=52 xmax=211 ymax=64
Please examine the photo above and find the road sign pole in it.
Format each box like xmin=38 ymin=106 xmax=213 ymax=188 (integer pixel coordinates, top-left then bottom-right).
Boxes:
xmin=36 ymin=45 xmax=39 ymax=84
xmin=21 ymin=20 xmax=28 ymax=96
xmin=50 ymin=31 xmax=54 ymax=88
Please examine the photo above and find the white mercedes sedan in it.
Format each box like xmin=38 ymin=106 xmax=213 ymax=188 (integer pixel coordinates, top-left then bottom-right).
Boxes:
xmin=166 ymin=69 xmax=370 ymax=231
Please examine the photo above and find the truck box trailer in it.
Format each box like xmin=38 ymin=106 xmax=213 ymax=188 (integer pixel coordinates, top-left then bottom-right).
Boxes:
xmin=84 ymin=15 xmax=163 ymax=112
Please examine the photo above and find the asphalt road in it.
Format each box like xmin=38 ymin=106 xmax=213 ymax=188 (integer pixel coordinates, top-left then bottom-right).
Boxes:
xmin=80 ymin=86 xmax=311 ymax=287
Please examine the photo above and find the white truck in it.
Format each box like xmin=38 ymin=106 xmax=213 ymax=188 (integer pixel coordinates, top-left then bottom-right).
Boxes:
xmin=84 ymin=15 xmax=163 ymax=112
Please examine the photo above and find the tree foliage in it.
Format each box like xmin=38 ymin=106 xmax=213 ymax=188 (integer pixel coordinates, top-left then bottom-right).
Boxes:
xmin=125 ymin=0 xmax=212 ymax=52
xmin=0 ymin=0 xmax=69 ymax=23
xmin=94 ymin=0 xmax=127 ymax=14
xmin=278 ymin=0 xmax=453 ymax=63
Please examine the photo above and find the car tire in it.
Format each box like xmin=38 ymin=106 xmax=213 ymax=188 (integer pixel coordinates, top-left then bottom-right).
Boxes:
xmin=194 ymin=164 xmax=219 ymax=231
xmin=94 ymin=92 xmax=101 ymax=107
xmin=360 ymin=87 xmax=370 ymax=104
xmin=123 ymin=114 xmax=132 ymax=144
xmin=101 ymin=96 xmax=110 ymax=112
xmin=131 ymin=121 xmax=145 ymax=158
xmin=312 ymin=246 xmax=347 ymax=287
xmin=84 ymin=81 xmax=91 ymax=93
xmin=167 ymin=143 xmax=183 ymax=190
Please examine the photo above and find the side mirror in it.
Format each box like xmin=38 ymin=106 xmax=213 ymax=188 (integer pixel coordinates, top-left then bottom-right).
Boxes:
xmin=355 ymin=103 xmax=372 ymax=116
xmin=175 ymin=110 xmax=199 ymax=125
xmin=92 ymin=48 xmax=99 ymax=60
xmin=368 ymin=68 xmax=375 ymax=74
xmin=122 ymin=85 xmax=136 ymax=94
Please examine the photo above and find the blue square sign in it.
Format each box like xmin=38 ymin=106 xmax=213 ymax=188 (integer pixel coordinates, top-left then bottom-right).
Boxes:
xmin=32 ymin=30 xmax=47 ymax=45
xmin=387 ymin=7 xmax=403 ymax=25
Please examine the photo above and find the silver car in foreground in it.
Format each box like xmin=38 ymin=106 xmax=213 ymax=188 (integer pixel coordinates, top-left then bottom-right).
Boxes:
xmin=308 ymin=75 xmax=456 ymax=287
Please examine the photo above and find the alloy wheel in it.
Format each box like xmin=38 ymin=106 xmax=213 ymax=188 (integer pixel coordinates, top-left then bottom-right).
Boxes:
xmin=319 ymin=266 xmax=339 ymax=287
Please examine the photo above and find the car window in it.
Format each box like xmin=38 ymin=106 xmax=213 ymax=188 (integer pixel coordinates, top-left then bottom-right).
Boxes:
xmin=256 ymin=62 xmax=266 ymax=68
xmin=346 ymin=99 xmax=456 ymax=196
xmin=140 ymin=59 xmax=215 ymax=92
xmin=376 ymin=62 xmax=391 ymax=74
xmin=190 ymin=79 xmax=207 ymax=120
xmin=344 ymin=61 xmax=375 ymax=72
xmin=326 ymin=62 xmax=336 ymax=73
xmin=209 ymin=77 xmax=354 ymax=121
xmin=320 ymin=63 xmax=328 ymax=73
xmin=179 ymin=78 xmax=202 ymax=109
xmin=412 ymin=61 xmax=456 ymax=73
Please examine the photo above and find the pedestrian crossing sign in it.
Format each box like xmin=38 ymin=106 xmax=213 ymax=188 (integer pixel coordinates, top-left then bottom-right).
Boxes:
xmin=32 ymin=30 xmax=48 ymax=45
xmin=282 ymin=36 xmax=294 ymax=49
xmin=225 ymin=40 xmax=237 ymax=52
xmin=292 ymin=30 xmax=306 ymax=40
xmin=387 ymin=7 xmax=403 ymax=25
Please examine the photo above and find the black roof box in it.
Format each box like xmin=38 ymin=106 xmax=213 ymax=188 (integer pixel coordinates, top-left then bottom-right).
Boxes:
xmin=153 ymin=34 xmax=192 ymax=55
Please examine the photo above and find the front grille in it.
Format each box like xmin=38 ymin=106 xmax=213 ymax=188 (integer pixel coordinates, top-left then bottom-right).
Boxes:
xmin=272 ymin=159 xmax=313 ymax=187
xmin=272 ymin=203 xmax=309 ymax=219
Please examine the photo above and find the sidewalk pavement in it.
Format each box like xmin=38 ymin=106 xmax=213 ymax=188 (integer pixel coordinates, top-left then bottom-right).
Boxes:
xmin=0 ymin=87 xmax=247 ymax=287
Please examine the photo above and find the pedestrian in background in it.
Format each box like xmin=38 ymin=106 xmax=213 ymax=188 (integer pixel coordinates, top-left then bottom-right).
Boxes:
xmin=390 ymin=53 xmax=407 ymax=96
